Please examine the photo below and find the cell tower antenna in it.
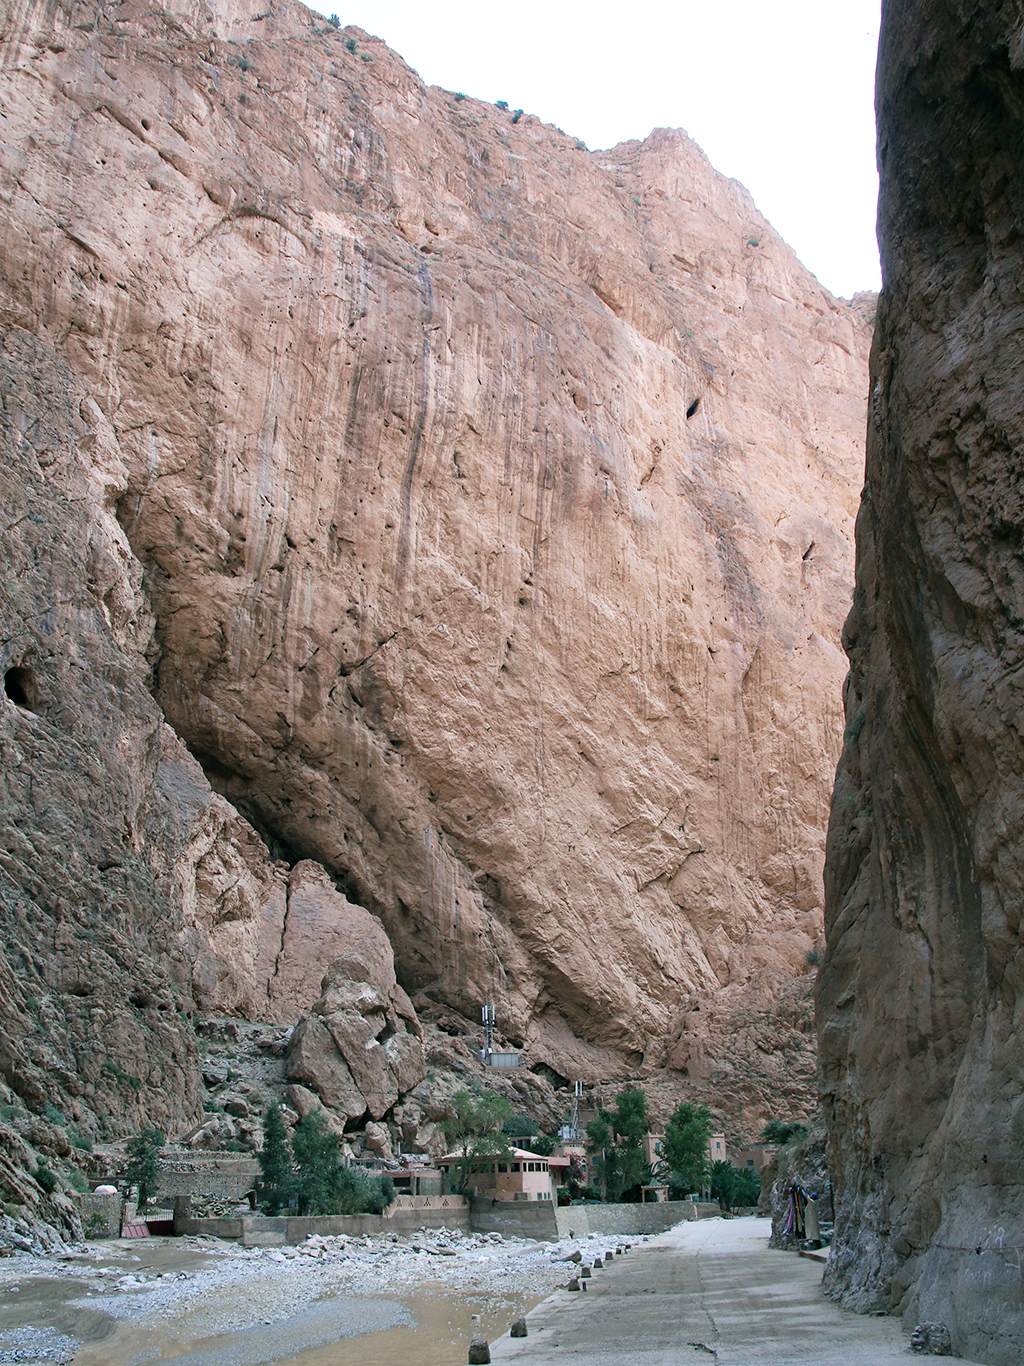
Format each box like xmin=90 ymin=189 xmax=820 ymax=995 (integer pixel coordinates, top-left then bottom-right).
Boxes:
xmin=482 ymin=1003 xmax=495 ymax=1059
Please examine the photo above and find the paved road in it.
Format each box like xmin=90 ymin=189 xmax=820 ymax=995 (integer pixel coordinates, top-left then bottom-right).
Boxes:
xmin=489 ymin=1216 xmax=986 ymax=1365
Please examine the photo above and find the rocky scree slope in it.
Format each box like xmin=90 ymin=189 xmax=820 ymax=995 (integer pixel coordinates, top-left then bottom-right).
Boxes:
xmin=817 ymin=2 xmax=1024 ymax=1362
xmin=1 ymin=0 xmax=870 ymax=1149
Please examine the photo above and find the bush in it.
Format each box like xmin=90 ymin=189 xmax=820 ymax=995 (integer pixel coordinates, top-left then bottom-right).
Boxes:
xmin=454 ymin=92 xmax=466 ymax=102
xmin=495 ymin=100 xmax=508 ymax=110
xmin=43 ymin=1106 xmax=66 ymax=1127
xmin=345 ymin=35 xmax=356 ymax=52
xmin=503 ymin=1113 xmax=538 ymax=1137
xmin=511 ymin=109 xmax=523 ymax=123
xmin=760 ymin=1119 xmax=808 ymax=1147
xmin=69 ymin=1170 xmax=91 ymax=1194
xmin=34 ymin=1164 xmax=58 ymax=1195
xmin=530 ymin=1133 xmax=556 ymax=1157
xmin=327 ymin=13 xmax=340 ymax=26
xmin=69 ymin=1129 xmax=93 ymax=1153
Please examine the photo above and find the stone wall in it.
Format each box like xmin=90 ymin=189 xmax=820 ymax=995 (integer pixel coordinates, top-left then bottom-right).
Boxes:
xmin=470 ymin=1199 xmax=559 ymax=1241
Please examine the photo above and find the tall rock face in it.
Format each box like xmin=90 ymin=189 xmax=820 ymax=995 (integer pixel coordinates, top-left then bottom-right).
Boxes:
xmin=818 ymin=3 xmax=1024 ymax=1360
xmin=0 ymin=0 xmax=870 ymax=1116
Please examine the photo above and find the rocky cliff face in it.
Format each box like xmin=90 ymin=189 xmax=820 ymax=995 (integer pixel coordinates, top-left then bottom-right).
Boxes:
xmin=1 ymin=0 xmax=870 ymax=1150
xmin=818 ymin=3 xmax=1024 ymax=1361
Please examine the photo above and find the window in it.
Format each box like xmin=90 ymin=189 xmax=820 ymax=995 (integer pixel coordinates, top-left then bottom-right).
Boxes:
xmin=512 ymin=1163 xmax=520 ymax=1172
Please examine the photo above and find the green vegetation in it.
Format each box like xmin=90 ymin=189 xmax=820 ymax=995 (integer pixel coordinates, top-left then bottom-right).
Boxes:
xmin=440 ymin=1088 xmax=514 ymax=1191
xmin=327 ymin=13 xmax=340 ymax=26
xmin=69 ymin=1127 xmax=93 ymax=1152
xmin=661 ymin=1101 xmax=711 ymax=1196
xmin=122 ymin=1128 xmax=165 ymax=1211
xmin=709 ymin=1160 xmax=762 ymax=1210
xmin=258 ymin=1102 xmax=293 ymax=1214
xmin=511 ymin=109 xmax=523 ymax=123
xmin=454 ymin=92 xmax=466 ymax=102
xmin=260 ymin=1108 xmax=394 ymax=1216
xmin=69 ymin=1170 xmax=91 ymax=1194
xmin=760 ymin=1118 xmax=808 ymax=1147
xmin=585 ymin=1087 xmax=651 ymax=1203
xmin=345 ymin=36 xmax=356 ymax=52
xmin=495 ymin=100 xmax=508 ymax=110
xmin=529 ymin=1132 xmax=556 ymax=1157
xmin=43 ymin=1106 xmax=66 ymax=1127
xmin=34 ymin=1163 xmax=58 ymax=1195
xmin=503 ymin=1112 xmax=538 ymax=1138
xmin=102 ymin=1060 xmax=142 ymax=1092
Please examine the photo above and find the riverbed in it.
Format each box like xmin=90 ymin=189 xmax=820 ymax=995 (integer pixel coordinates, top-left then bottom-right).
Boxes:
xmin=0 ymin=1226 xmax=631 ymax=1364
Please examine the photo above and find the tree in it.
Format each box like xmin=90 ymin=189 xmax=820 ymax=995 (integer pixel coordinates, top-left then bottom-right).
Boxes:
xmin=441 ymin=1088 xmax=514 ymax=1191
xmin=530 ymin=1132 xmax=556 ymax=1157
xmin=585 ymin=1088 xmax=652 ymax=1202
xmin=123 ymin=1128 xmax=164 ymax=1212
xmin=292 ymin=1110 xmax=345 ymax=1215
xmin=566 ymin=1154 xmax=586 ymax=1200
xmin=733 ymin=1165 xmax=762 ymax=1207
xmin=709 ymin=1159 xmax=737 ymax=1209
xmin=258 ymin=1102 xmax=293 ymax=1214
xmin=760 ymin=1118 xmax=808 ymax=1146
xmin=662 ymin=1101 xmax=711 ymax=1195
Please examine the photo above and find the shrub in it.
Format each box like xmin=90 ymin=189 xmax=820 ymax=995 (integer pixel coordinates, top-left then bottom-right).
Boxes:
xmin=43 ymin=1106 xmax=66 ymax=1127
xmin=495 ymin=100 xmax=508 ymax=110
xmin=454 ymin=92 xmax=466 ymax=102
xmin=503 ymin=1113 xmax=538 ymax=1137
xmin=69 ymin=1171 xmax=90 ymax=1194
xmin=34 ymin=1164 xmax=58 ymax=1195
xmin=511 ymin=109 xmax=523 ymax=123
xmin=327 ymin=13 xmax=340 ymax=26
xmin=345 ymin=36 xmax=356 ymax=52
xmin=69 ymin=1129 xmax=93 ymax=1152
xmin=844 ymin=708 xmax=866 ymax=744
xmin=760 ymin=1118 xmax=808 ymax=1146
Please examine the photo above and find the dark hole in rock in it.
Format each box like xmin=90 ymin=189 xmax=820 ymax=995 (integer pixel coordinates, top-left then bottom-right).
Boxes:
xmin=686 ymin=397 xmax=700 ymax=419
xmin=4 ymin=667 xmax=35 ymax=711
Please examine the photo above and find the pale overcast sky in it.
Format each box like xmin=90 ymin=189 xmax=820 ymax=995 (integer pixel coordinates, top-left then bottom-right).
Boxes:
xmin=312 ymin=1 xmax=881 ymax=300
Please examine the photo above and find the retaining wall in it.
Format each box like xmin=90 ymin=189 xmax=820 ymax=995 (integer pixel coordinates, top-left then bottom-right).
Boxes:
xmin=173 ymin=1201 xmax=471 ymax=1245
xmin=554 ymin=1200 xmax=719 ymax=1239
xmin=469 ymin=1199 xmax=558 ymax=1240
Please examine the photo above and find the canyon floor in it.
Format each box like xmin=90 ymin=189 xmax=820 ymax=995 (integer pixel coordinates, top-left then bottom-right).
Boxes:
xmin=0 ymin=1219 xmax=985 ymax=1365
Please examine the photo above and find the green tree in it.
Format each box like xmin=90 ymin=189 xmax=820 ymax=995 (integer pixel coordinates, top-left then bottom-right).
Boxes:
xmin=732 ymin=1165 xmax=762 ymax=1206
xmin=258 ymin=1102 xmax=293 ymax=1214
xmin=709 ymin=1159 xmax=737 ymax=1209
xmin=530 ymin=1132 xmax=556 ymax=1157
xmin=760 ymin=1118 xmax=808 ymax=1146
xmin=441 ymin=1088 xmax=514 ymax=1190
xmin=662 ymin=1101 xmax=711 ymax=1194
xmin=585 ymin=1089 xmax=652 ymax=1202
xmin=292 ymin=1110 xmax=344 ymax=1215
xmin=123 ymin=1128 xmax=164 ymax=1212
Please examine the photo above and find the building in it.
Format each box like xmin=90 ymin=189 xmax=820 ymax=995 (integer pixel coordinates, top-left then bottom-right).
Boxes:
xmin=438 ymin=1148 xmax=556 ymax=1202
xmin=734 ymin=1144 xmax=777 ymax=1174
xmin=708 ymin=1133 xmax=727 ymax=1165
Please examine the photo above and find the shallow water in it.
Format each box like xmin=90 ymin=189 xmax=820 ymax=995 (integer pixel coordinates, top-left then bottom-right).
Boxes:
xmin=72 ymin=1287 xmax=538 ymax=1366
xmin=0 ymin=1243 xmax=542 ymax=1366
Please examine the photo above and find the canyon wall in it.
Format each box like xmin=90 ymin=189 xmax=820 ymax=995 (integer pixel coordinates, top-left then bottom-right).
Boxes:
xmin=0 ymin=0 xmax=870 ymax=1135
xmin=818 ymin=2 xmax=1024 ymax=1360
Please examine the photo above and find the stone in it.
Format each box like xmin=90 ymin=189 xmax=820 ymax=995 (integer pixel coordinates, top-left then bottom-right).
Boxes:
xmin=817 ymin=5 xmax=1024 ymax=1364
xmin=510 ymin=1318 xmax=527 ymax=1338
xmin=910 ymin=1324 xmax=952 ymax=1357
xmin=566 ymin=1279 xmax=581 ymax=1292
xmin=581 ymin=1266 xmax=592 ymax=1279
xmin=468 ymin=1340 xmax=490 ymax=1364
xmin=363 ymin=1122 xmax=394 ymax=1163
xmin=223 ymin=1099 xmax=249 ymax=1118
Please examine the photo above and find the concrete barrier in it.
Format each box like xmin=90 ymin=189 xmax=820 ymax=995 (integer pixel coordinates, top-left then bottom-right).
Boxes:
xmin=78 ymin=1191 xmax=123 ymax=1239
xmin=554 ymin=1200 xmax=718 ymax=1239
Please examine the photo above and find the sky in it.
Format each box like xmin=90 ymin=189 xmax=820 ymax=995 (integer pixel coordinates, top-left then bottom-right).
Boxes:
xmin=311 ymin=0 xmax=882 ymax=300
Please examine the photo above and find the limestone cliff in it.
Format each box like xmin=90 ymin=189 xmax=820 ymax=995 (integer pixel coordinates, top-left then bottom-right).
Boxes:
xmin=818 ymin=3 xmax=1024 ymax=1361
xmin=1 ymin=0 xmax=870 ymax=1140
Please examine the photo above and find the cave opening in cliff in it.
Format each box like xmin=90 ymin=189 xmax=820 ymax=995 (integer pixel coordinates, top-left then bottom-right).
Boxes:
xmin=686 ymin=397 xmax=700 ymax=418
xmin=3 ymin=666 xmax=35 ymax=711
